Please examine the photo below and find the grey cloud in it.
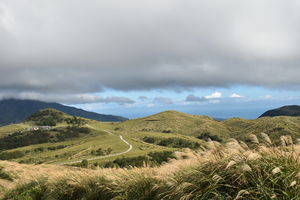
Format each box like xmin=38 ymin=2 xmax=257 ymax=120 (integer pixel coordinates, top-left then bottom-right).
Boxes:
xmin=186 ymin=94 xmax=207 ymax=102
xmin=0 ymin=91 xmax=135 ymax=105
xmin=1 ymin=0 xmax=300 ymax=103
xmin=105 ymin=96 xmax=135 ymax=105
xmin=139 ymin=96 xmax=149 ymax=101
xmin=153 ymin=97 xmax=173 ymax=104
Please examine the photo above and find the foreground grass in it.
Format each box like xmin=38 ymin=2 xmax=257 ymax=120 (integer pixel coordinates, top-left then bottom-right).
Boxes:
xmin=2 ymin=134 xmax=300 ymax=199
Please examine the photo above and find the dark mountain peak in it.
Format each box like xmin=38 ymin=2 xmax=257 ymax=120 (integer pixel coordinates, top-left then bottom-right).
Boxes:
xmin=259 ymin=105 xmax=300 ymax=118
xmin=0 ymin=99 xmax=128 ymax=126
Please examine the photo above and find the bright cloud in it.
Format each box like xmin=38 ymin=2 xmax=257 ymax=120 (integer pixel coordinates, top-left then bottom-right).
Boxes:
xmin=230 ymin=93 xmax=244 ymax=98
xmin=205 ymin=92 xmax=223 ymax=99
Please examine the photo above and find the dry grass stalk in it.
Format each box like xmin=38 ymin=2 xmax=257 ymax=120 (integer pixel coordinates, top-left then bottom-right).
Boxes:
xmin=280 ymin=136 xmax=287 ymax=146
xmin=290 ymin=181 xmax=297 ymax=187
xmin=249 ymin=134 xmax=259 ymax=144
xmin=226 ymin=138 xmax=245 ymax=154
xmin=226 ymin=160 xmax=237 ymax=169
xmin=212 ymin=174 xmax=223 ymax=182
xmin=247 ymin=153 xmax=261 ymax=161
xmin=280 ymin=135 xmax=293 ymax=146
xmin=234 ymin=189 xmax=250 ymax=200
xmin=241 ymin=164 xmax=252 ymax=172
xmin=286 ymin=135 xmax=294 ymax=145
xmin=260 ymin=132 xmax=272 ymax=146
xmin=239 ymin=141 xmax=249 ymax=150
xmin=271 ymin=167 xmax=281 ymax=175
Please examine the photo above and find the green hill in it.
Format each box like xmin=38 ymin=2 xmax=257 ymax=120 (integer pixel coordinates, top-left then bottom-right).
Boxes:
xmin=113 ymin=110 xmax=230 ymax=140
xmin=24 ymin=108 xmax=87 ymax=126
xmin=0 ymin=99 xmax=128 ymax=127
xmin=259 ymin=105 xmax=300 ymax=117
xmin=0 ymin=109 xmax=188 ymax=166
xmin=113 ymin=110 xmax=300 ymax=144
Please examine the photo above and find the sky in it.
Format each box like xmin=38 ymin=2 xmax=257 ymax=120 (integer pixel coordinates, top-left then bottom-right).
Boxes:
xmin=1 ymin=0 xmax=300 ymax=119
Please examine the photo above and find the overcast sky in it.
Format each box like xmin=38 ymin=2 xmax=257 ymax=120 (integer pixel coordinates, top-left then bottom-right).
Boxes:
xmin=1 ymin=0 xmax=300 ymax=119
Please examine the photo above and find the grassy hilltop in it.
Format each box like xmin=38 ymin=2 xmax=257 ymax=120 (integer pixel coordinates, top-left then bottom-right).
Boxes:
xmin=114 ymin=110 xmax=300 ymax=144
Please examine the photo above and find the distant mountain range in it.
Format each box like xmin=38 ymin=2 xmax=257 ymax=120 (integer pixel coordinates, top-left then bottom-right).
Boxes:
xmin=0 ymin=99 xmax=128 ymax=126
xmin=259 ymin=105 xmax=300 ymax=118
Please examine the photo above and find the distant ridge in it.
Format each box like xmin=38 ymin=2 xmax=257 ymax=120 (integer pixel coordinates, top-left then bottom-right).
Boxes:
xmin=0 ymin=99 xmax=128 ymax=126
xmin=259 ymin=105 xmax=300 ymax=118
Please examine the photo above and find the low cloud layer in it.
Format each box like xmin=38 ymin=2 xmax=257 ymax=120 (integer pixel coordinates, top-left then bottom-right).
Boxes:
xmin=153 ymin=97 xmax=173 ymax=104
xmin=1 ymin=1 xmax=300 ymax=103
xmin=139 ymin=96 xmax=149 ymax=101
xmin=186 ymin=94 xmax=207 ymax=102
xmin=0 ymin=91 xmax=135 ymax=105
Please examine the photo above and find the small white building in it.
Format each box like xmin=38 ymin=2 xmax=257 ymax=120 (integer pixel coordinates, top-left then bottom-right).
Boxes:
xmin=28 ymin=127 xmax=39 ymax=131
xmin=41 ymin=126 xmax=51 ymax=130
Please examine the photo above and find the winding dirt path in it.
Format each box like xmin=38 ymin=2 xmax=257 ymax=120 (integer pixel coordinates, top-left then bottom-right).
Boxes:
xmin=55 ymin=124 xmax=133 ymax=165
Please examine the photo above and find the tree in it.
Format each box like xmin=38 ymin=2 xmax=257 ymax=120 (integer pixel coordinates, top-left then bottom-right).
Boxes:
xmin=106 ymin=148 xmax=113 ymax=155
xmin=96 ymin=148 xmax=103 ymax=156
xmin=81 ymin=159 xmax=88 ymax=168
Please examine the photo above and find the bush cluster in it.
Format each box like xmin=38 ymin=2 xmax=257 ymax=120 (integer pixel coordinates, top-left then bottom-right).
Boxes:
xmin=142 ymin=136 xmax=201 ymax=149
xmin=55 ymin=126 xmax=90 ymax=142
xmin=104 ymin=151 xmax=175 ymax=168
xmin=0 ymin=130 xmax=50 ymax=151
xmin=197 ymin=132 xmax=222 ymax=142
xmin=0 ymin=150 xmax=25 ymax=160
xmin=0 ymin=126 xmax=90 ymax=154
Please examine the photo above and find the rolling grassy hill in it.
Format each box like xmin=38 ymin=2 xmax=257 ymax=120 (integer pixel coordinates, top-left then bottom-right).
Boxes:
xmin=113 ymin=110 xmax=230 ymax=140
xmin=0 ymin=109 xmax=199 ymax=166
xmin=113 ymin=110 xmax=300 ymax=145
xmin=2 ymin=109 xmax=300 ymax=165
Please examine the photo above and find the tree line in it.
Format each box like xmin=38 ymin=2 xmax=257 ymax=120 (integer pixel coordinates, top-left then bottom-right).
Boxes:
xmin=0 ymin=126 xmax=91 ymax=152
xmin=142 ymin=136 xmax=201 ymax=149
xmin=103 ymin=151 xmax=175 ymax=168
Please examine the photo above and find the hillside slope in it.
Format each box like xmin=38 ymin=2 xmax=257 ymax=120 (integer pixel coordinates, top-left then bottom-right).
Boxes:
xmin=0 ymin=99 xmax=128 ymax=126
xmin=259 ymin=105 xmax=300 ymax=117
xmin=113 ymin=110 xmax=300 ymax=143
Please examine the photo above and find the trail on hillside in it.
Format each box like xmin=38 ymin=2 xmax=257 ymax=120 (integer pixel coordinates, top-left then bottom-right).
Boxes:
xmin=55 ymin=124 xmax=132 ymax=165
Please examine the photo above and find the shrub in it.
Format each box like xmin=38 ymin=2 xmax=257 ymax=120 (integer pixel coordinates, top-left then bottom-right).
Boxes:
xmin=0 ymin=167 xmax=13 ymax=181
xmin=4 ymin=177 xmax=48 ymax=200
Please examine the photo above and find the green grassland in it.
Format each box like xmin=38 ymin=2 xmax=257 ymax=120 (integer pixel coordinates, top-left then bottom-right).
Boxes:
xmin=1 ymin=109 xmax=300 ymax=166
xmin=2 ymin=109 xmax=300 ymax=199
xmin=0 ymin=118 xmax=202 ymax=165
